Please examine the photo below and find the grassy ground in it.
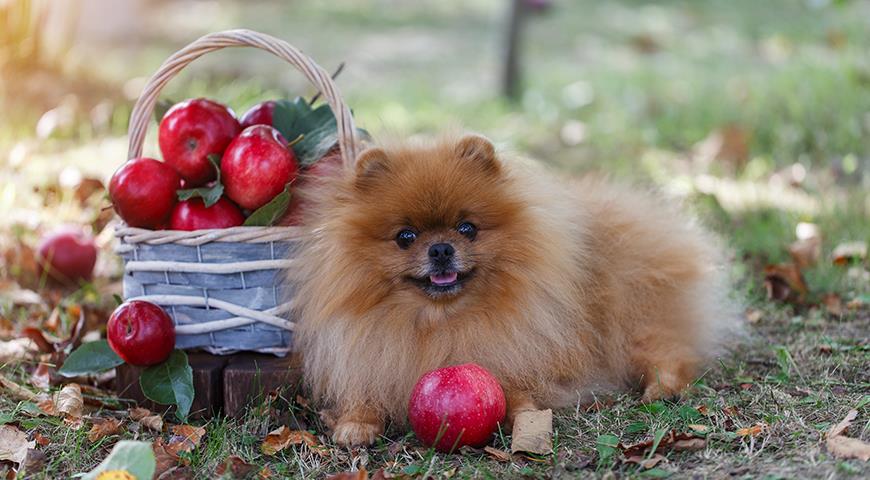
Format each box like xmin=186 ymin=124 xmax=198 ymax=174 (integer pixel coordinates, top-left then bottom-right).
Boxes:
xmin=1 ymin=0 xmax=869 ymax=478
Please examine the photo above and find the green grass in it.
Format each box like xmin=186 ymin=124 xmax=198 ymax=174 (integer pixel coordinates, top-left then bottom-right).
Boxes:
xmin=1 ymin=0 xmax=869 ymax=478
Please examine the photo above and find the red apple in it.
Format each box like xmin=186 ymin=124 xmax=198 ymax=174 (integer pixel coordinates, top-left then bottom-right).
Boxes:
xmin=239 ymin=100 xmax=276 ymax=129
xmin=107 ymin=300 xmax=175 ymax=366
xmin=36 ymin=228 xmax=97 ymax=285
xmin=408 ymin=363 xmax=506 ymax=452
xmin=109 ymin=157 xmax=182 ymax=229
xmin=169 ymin=197 xmax=245 ymax=231
xmin=221 ymin=125 xmax=298 ymax=210
xmin=158 ymin=98 xmax=241 ymax=186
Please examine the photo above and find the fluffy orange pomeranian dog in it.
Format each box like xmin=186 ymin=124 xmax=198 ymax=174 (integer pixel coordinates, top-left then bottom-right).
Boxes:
xmin=287 ymin=133 xmax=737 ymax=446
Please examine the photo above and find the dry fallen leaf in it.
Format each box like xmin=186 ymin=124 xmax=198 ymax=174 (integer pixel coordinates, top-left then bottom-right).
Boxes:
xmin=622 ymin=431 xmax=706 ymax=459
xmin=624 ymin=453 xmax=665 ymax=469
xmin=832 ymin=241 xmax=867 ymax=266
xmin=87 ymin=417 xmax=123 ymax=443
xmin=510 ymin=409 xmax=553 ymax=455
xmin=0 ymin=425 xmax=35 ymax=466
xmin=745 ymin=309 xmax=763 ymax=324
xmin=152 ymin=438 xmax=180 ymax=478
xmin=688 ymin=424 xmax=711 ymax=434
xmin=694 ymin=124 xmax=750 ymax=168
xmin=484 ymin=446 xmax=512 ymax=462
xmin=167 ymin=424 xmax=206 ymax=456
xmin=129 ymin=407 xmax=163 ymax=431
xmin=29 ymin=363 xmax=51 ymax=391
xmin=789 ymin=237 xmax=821 ymax=269
xmin=822 ymin=293 xmax=844 ymax=316
xmin=326 ymin=468 xmax=368 ymax=480
xmin=736 ymin=423 xmax=767 ymax=437
xmin=0 ymin=338 xmax=39 ymax=363
xmin=55 ymin=383 xmax=84 ymax=421
xmin=0 ymin=371 xmax=40 ymax=401
xmin=261 ymin=426 xmax=324 ymax=456
xmin=215 ymin=455 xmax=257 ymax=478
xmin=764 ymin=263 xmax=808 ymax=303
xmin=826 ymin=409 xmax=870 ymax=461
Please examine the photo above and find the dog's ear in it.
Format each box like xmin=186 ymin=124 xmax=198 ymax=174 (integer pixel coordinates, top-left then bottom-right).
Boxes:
xmin=354 ymin=147 xmax=391 ymax=186
xmin=455 ymin=134 xmax=500 ymax=175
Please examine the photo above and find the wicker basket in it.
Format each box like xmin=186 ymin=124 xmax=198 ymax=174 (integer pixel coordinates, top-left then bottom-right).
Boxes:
xmin=115 ymin=29 xmax=358 ymax=356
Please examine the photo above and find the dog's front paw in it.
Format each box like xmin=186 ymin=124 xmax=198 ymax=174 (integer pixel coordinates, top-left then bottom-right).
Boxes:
xmin=332 ymin=420 xmax=384 ymax=447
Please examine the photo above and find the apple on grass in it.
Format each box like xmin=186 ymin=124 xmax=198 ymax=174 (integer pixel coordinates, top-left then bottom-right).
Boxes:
xmin=159 ymin=98 xmax=241 ymax=186
xmin=109 ymin=157 xmax=182 ymax=229
xmin=221 ymin=125 xmax=299 ymax=210
xmin=408 ymin=363 xmax=506 ymax=452
xmin=36 ymin=228 xmax=97 ymax=285
xmin=107 ymin=301 xmax=175 ymax=366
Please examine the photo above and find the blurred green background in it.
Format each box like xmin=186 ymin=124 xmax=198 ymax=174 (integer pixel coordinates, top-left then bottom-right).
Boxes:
xmin=1 ymin=0 xmax=869 ymax=300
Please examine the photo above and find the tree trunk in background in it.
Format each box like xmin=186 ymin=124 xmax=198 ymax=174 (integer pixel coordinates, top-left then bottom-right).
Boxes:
xmin=502 ymin=0 xmax=527 ymax=101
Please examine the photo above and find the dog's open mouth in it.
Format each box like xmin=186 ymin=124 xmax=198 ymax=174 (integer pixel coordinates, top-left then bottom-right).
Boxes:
xmin=408 ymin=269 xmax=473 ymax=297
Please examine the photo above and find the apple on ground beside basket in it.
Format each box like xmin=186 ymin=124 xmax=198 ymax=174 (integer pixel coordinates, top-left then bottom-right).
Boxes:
xmin=408 ymin=363 xmax=507 ymax=452
xmin=110 ymin=96 xmax=347 ymax=230
xmin=36 ymin=227 xmax=98 ymax=285
xmin=59 ymin=300 xmax=194 ymax=421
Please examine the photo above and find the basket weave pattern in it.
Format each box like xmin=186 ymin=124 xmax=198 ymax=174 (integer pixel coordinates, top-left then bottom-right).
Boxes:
xmin=115 ymin=30 xmax=357 ymax=356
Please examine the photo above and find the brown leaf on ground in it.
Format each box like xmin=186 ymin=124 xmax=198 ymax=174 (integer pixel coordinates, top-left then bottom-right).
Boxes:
xmin=166 ymin=424 xmax=206 ymax=457
xmin=736 ymin=423 xmax=768 ymax=437
xmin=826 ymin=409 xmax=870 ymax=461
xmin=73 ymin=177 xmax=105 ymax=205
xmin=764 ymin=263 xmax=808 ymax=303
xmin=822 ymin=293 xmax=844 ymax=316
xmin=0 ymin=371 xmax=40 ymax=401
xmin=484 ymin=446 xmax=512 ymax=462
xmin=511 ymin=409 xmax=553 ymax=455
xmin=832 ymin=241 xmax=867 ymax=266
xmin=261 ymin=426 xmax=324 ymax=456
xmin=21 ymin=327 xmax=56 ymax=353
xmin=33 ymin=432 xmax=50 ymax=447
xmin=694 ymin=124 xmax=750 ymax=168
xmin=29 ymin=362 xmax=51 ymax=390
xmin=87 ymin=417 xmax=122 ymax=442
xmin=129 ymin=407 xmax=163 ymax=431
xmin=37 ymin=398 xmax=58 ymax=416
xmin=788 ymin=237 xmax=821 ymax=269
xmin=0 ymin=425 xmax=35 ymax=466
xmin=629 ymin=33 xmax=660 ymax=54
xmin=152 ymin=438 xmax=180 ymax=478
xmin=327 ymin=468 xmax=368 ymax=480
xmin=622 ymin=431 xmax=706 ymax=459
xmin=625 ymin=453 xmax=665 ymax=469
xmin=258 ymin=466 xmax=274 ymax=479
xmin=745 ymin=309 xmax=764 ymax=324
xmin=23 ymin=448 xmax=47 ymax=474
xmin=55 ymin=383 xmax=83 ymax=421
xmin=1 ymin=240 xmax=40 ymax=288
xmin=214 ymin=455 xmax=256 ymax=478
xmin=687 ymin=424 xmax=711 ymax=434
xmin=0 ymin=338 xmax=39 ymax=363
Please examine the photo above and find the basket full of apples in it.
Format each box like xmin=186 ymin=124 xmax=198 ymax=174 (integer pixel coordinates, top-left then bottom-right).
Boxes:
xmin=109 ymin=30 xmax=360 ymax=356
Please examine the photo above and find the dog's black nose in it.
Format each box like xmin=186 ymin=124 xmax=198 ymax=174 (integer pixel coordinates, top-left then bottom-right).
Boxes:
xmin=428 ymin=243 xmax=455 ymax=261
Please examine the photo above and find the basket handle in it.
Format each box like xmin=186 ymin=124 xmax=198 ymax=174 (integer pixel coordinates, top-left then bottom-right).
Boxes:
xmin=126 ymin=29 xmax=358 ymax=169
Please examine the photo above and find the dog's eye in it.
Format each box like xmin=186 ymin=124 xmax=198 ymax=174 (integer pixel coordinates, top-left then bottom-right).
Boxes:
xmin=395 ymin=229 xmax=417 ymax=249
xmin=457 ymin=221 xmax=477 ymax=240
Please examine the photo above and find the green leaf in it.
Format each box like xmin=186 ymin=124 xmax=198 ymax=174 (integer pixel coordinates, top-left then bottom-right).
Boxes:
xmin=81 ymin=440 xmax=156 ymax=480
xmin=641 ymin=468 xmax=672 ymax=478
xmin=272 ymin=97 xmax=315 ymax=142
xmin=595 ymin=434 xmax=620 ymax=468
xmin=293 ymin=121 xmax=339 ymax=167
xmin=243 ymin=184 xmax=292 ymax=227
xmin=139 ymin=350 xmax=194 ymax=422
xmin=176 ymin=155 xmax=223 ymax=207
xmin=58 ymin=340 xmax=124 ymax=377
xmin=626 ymin=422 xmax=648 ymax=434
xmin=154 ymin=98 xmax=175 ymax=124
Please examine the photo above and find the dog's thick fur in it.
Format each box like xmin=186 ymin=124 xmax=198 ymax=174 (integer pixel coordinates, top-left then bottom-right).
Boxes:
xmin=287 ymin=133 xmax=737 ymax=446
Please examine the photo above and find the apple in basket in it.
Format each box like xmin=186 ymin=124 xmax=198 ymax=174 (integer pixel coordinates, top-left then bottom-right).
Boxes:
xmin=239 ymin=100 xmax=277 ymax=129
xmin=109 ymin=157 xmax=182 ymax=229
xmin=408 ymin=363 xmax=506 ymax=452
xmin=159 ymin=98 xmax=241 ymax=186
xmin=221 ymin=125 xmax=299 ymax=210
xmin=170 ymin=197 xmax=245 ymax=230
xmin=36 ymin=228 xmax=98 ymax=285
xmin=107 ymin=300 xmax=175 ymax=366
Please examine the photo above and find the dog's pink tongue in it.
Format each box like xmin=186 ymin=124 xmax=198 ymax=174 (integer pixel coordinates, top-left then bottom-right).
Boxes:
xmin=430 ymin=272 xmax=458 ymax=286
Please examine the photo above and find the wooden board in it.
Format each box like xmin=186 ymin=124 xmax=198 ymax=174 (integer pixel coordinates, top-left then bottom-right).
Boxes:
xmin=114 ymin=352 xmax=302 ymax=419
